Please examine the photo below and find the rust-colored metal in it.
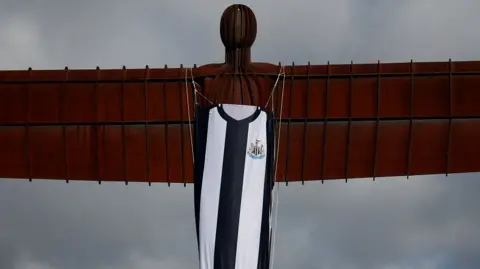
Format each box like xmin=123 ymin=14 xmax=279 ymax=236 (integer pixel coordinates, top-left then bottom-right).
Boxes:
xmin=0 ymin=118 xmax=478 ymax=183
xmin=1 ymin=61 xmax=479 ymax=123
xmin=0 ymin=4 xmax=479 ymax=184
xmin=200 ymin=4 xmax=277 ymax=107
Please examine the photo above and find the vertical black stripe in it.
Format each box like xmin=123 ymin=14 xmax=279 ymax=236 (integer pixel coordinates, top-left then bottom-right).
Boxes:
xmin=214 ymin=120 xmax=250 ymax=269
xmin=194 ymin=106 xmax=210 ymax=249
xmin=258 ymin=111 xmax=275 ymax=269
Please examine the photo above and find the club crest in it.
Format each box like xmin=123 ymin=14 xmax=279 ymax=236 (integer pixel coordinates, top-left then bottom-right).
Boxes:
xmin=247 ymin=139 xmax=266 ymax=159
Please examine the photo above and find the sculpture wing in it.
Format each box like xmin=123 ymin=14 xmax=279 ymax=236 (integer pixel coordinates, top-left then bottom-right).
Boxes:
xmin=0 ymin=61 xmax=479 ymax=184
xmin=0 ymin=67 xmax=195 ymax=184
xmin=271 ymin=61 xmax=480 ymax=182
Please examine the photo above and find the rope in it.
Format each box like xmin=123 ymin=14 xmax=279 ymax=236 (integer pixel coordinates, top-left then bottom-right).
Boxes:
xmin=265 ymin=66 xmax=286 ymax=108
xmin=189 ymin=68 xmax=198 ymax=107
xmin=184 ymin=67 xmax=214 ymax=167
xmin=269 ymin=68 xmax=286 ymax=269
xmin=185 ymin=69 xmax=195 ymax=166
xmin=187 ymin=67 xmax=214 ymax=106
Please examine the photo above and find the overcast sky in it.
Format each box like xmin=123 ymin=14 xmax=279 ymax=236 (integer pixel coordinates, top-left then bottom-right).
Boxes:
xmin=1 ymin=0 xmax=480 ymax=269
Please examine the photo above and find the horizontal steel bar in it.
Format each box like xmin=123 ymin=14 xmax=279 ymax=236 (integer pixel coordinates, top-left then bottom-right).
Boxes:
xmin=1 ymin=71 xmax=480 ymax=85
xmin=0 ymin=115 xmax=478 ymax=127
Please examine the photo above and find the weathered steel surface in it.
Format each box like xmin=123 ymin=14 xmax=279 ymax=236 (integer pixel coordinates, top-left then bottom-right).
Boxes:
xmin=0 ymin=125 xmax=193 ymax=184
xmin=0 ymin=61 xmax=479 ymax=183
xmin=0 ymin=4 xmax=479 ymax=184
xmin=201 ymin=4 xmax=277 ymax=107
xmin=1 ymin=61 xmax=479 ymax=124
xmin=0 ymin=119 xmax=478 ymax=183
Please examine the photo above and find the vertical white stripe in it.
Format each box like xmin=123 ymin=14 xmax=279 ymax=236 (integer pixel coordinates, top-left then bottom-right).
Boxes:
xmin=199 ymin=107 xmax=227 ymax=269
xmin=235 ymin=111 xmax=268 ymax=269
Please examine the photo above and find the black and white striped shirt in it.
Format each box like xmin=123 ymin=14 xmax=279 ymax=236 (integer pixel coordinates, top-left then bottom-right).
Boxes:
xmin=194 ymin=104 xmax=275 ymax=269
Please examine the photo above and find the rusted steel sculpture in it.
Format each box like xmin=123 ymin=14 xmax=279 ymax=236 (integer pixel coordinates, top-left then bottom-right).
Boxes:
xmin=0 ymin=4 xmax=479 ymax=185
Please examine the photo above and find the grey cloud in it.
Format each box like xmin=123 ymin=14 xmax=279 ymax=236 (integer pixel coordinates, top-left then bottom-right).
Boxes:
xmin=0 ymin=0 xmax=480 ymax=268
xmin=0 ymin=181 xmax=198 ymax=269
xmin=1 ymin=176 xmax=480 ymax=269
xmin=273 ymin=175 xmax=480 ymax=269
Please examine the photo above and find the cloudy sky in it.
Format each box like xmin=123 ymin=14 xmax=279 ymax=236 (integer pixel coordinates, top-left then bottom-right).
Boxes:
xmin=1 ymin=0 xmax=480 ymax=268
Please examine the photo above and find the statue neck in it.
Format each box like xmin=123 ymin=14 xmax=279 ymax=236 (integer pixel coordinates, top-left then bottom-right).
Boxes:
xmin=225 ymin=48 xmax=251 ymax=71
